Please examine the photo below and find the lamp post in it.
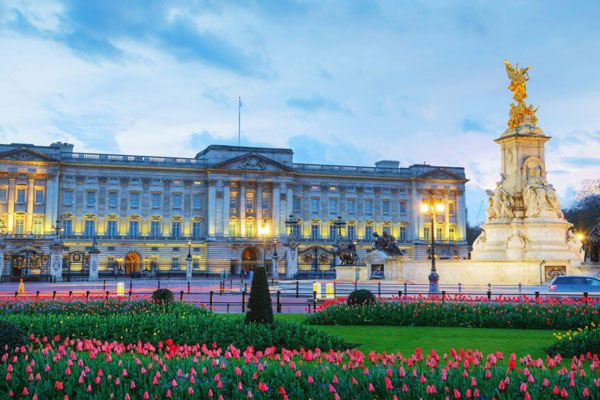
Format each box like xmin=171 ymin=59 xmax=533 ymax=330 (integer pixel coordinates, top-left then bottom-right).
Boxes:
xmin=186 ymin=238 xmax=193 ymax=281
xmin=420 ymin=195 xmax=445 ymax=295
xmin=285 ymin=214 xmax=299 ymax=240
xmin=333 ymin=215 xmax=346 ymax=242
xmin=258 ymin=217 xmax=269 ymax=269
xmin=272 ymin=239 xmax=279 ymax=279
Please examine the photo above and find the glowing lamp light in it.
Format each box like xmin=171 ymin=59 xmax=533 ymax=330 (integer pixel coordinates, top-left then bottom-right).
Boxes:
xmin=420 ymin=203 xmax=430 ymax=213
xmin=576 ymin=233 xmax=584 ymax=241
xmin=435 ymin=203 xmax=445 ymax=212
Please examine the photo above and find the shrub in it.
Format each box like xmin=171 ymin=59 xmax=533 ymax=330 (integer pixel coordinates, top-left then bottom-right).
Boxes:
xmin=347 ymin=289 xmax=376 ymax=306
xmin=545 ymin=325 xmax=600 ymax=357
xmin=152 ymin=288 xmax=174 ymax=304
xmin=245 ymin=266 xmax=274 ymax=324
xmin=0 ymin=320 xmax=25 ymax=351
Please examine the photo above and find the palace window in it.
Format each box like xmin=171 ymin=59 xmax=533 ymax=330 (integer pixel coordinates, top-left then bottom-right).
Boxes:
xmin=109 ymin=177 xmax=119 ymax=183
xmin=365 ymin=225 xmax=373 ymax=240
xmin=86 ymin=191 xmax=96 ymax=207
xmin=245 ymin=221 xmax=255 ymax=237
xmin=129 ymin=220 xmax=139 ymax=237
xmin=228 ymin=220 xmax=238 ymax=237
xmin=383 ymin=224 xmax=390 ymax=235
xmin=424 ymin=227 xmax=430 ymax=241
xmin=449 ymin=202 xmax=456 ymax=215
xmin=62 ymin=219 xmax=72 ymax=236
xmin=230 ymin=195 xmax=237 ymax=210
xmin=399 ymin=201 xmax=407 ymax=216
xmin=311 ymin=223 xmax=320 ymax=239
xmin=400 ymin=226 xmax=407 ymax=241
xmin=85 ymin=220 xmax=95 ymax=236
xmin=63 ymin=191 xmax=73 ymax=206
xmin=0 ymin=188 xmax=6 ymax=202
xmin=14 ymin=216 xmax=25 ymax=234
xmin=16 ymin=188 xmax=26 ymax=204
xmin=347 ymin=225 xmax=356 ymax=240
xmin=33 ymin=217 xmax=43 ymax=235
xmin=171 ymin=257 xmax=180 ymax=271
xmin=329 ymin=198 xmax=338 ymax=214
xmin=150 ymin=221 xmax=161 ymax=237
xmin=292 ymin=224 xmax=301 ymax=238
xmin=262 ymin=193 xmax=270 ymax=211
xmin=382 ymin=200 xmax=390 ymax=215
xmin=108 ymin=191 xmax=118 ymax=207
xmin=437 ymin=227 xmax=443 ymax=241
xmin=293 ymin=197 xmax=301 ymax=213
xmin=365 ymin=200 xmax=373 ymax=214
xmin=449 ymin=227 xmax=456 ymax=241
xmin=193 ymin=194 xmax=203 ymax=210
xmin=347 ymin=199 xmax=355 ymax=214
xmin=130 ymin=192 xmax=140 ymax=208
xmin=193 ymin=222 xmax=202 ymax=238
xmin=34 ymin=189 xmax=44 ymax=204
xmin=171 ymin=221 xmax=181 ymax=238
xmin=152 ymin=193 xmax=161 ymax=208
xmin=107 ymin=220 xmax=117 ymax=237
xmin=172 ymin=194 xmax=182 ymax=209
xmin=311 ymin=198 xmax=319 ymax=213
xmin=329 ymin=224 xmax=337 ymax=240
xmin=245 ymin=193 xmax=254 ymax=212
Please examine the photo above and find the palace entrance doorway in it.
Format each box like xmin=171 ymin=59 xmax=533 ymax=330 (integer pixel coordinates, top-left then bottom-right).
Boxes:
xmin=241 ymin=247 xmax=258 ymax=273
xmin=124 ymin=252 xmax=141 ymax=276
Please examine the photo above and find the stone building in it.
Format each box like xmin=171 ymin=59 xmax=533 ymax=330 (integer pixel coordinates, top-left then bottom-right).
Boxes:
xmin=0 ymin=142 xmax=468 ymax=280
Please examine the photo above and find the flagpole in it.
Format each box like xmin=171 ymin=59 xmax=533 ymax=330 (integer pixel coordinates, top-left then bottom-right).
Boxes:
xmin=238 ymin=96 xmax=241 ymax=146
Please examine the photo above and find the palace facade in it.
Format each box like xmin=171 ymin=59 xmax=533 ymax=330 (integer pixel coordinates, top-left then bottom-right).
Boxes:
xmin=0 ymin=142 xmax=468 ymax=280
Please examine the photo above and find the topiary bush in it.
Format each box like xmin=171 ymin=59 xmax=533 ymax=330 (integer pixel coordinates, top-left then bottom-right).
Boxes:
xmin=347 ymin=289 xmax=376 ymax=306
xmin=152 ymin=288 xmax=174 ymax=304
xmin=245 ymin=266 xmax=273 ymax=324
xmin=0 ymin=319 xmax=26 ymax=351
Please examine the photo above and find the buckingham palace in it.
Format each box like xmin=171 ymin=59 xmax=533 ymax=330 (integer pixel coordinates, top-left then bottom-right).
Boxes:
xmin=0 ymin=141 xmax=468 ymax=281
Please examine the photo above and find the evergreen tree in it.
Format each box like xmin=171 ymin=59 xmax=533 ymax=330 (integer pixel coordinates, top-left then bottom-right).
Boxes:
xmin=245 ymin=266 xmax=274 ymax=324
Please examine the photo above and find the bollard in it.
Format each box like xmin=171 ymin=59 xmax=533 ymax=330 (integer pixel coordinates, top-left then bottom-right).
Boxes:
xmin=334 ymin=282 xmax=337 ymax=298
xmin=277 ymin=291 xmax=282 ymax=313
xmin=354 ymin=280 xmax=357 ymax=291
xmin=69 ymin=290 xmax=72 ymax=300
xmin=227 ymin=303 xmax=230 ymax=313
xmin=230 ymin=279 xmax=233 ymax=289
xmin=398 ymin=290 xmax=402 ymax=298
xmin=244 ymin=283 xmax=248 ymax=293
xmin=242 ymin=291 xmax=246 ymax=313
xmin=14 ymin=291 xmax=18 ymax=298
xmin=313 ymin=290 xmax=317 ymax=313
xmin=36 ymin=291 xmax=40 ymax=299
xmin=103 ymin=280 xmax=106 ymax=291
xmin=295 ymin=281 xmax=299 ymax=298
xmin=535 ymin=291 xmax=540 ymax=299
xmin=404 ymin=282 xmax=408 ymax=295
xmin=53 ymin=290 xmax=56 ymax=300
xmin=187 ymin=281 xmax=191 ymax=294
xmin=458 ymin=283 xmax=462 ymax=294
xmin=85 ymin=291 xmax=90 ymax=301
xmin=486 ymin=290 xmax=491 ymax=300
xmin=518 ymin=283 xmax=522 ymax=294
xmin=105 ymin=291 xmax=109 ymax=299
xmin=378 ymin=282 xmax=381 ymax=298
xmin=488 ymin=283 xmax=491 ymax=292
xmin=129 ymin=280 xmax=133 ymax=291
xmin=180 ymin=291 xmax=184 ymax=302
xmin=157 ymin=280 xmax=161 ymax=289
xmin=209 ymin=291 xmax=214 ymax=309
xmin=442 ymin=290 xmax=446 ymax=302
xmin=128 ymin=290 xmax=132 ymax=300
xmin=584 ymin=291 xmax=589 ymax=298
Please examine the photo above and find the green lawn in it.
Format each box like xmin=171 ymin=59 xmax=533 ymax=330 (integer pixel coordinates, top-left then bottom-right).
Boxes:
xmin=274 ymin=314 xmax=556 ymax=358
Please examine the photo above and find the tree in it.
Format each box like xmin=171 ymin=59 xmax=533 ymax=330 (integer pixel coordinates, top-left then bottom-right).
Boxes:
xmin=245 ymin=266 xmax=273 ymax=325
xmin=563 ymin=179 xmax=600 ymax=235
xmin=466 ymin=221 xmax=483 ymax=246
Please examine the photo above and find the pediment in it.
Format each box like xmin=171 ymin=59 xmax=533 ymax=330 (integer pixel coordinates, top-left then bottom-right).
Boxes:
xmin=418 ymin=168 xmax=463 ymax=181
xmin=0 ymin=147 xmax=58 ymax=162
xmin=211 ymin=152 xmax=292 ymax=172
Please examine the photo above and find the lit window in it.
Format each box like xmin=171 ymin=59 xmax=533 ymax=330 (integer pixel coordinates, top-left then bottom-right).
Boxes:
xmin=437 ymin=227 xmax=443 ymax=240
xmin=193 ymin=221 xmax=202 ymax=238
xmin=245 ymin=221 xmax=254 ymax=237
xmin=107 ymin=221 xmax=117 ymax=237
xmin=365 ymin=225 xmax=373 ymax=240
xmin=449 ymin=227 xmax=456 ymax=241
xmin=424 ymin=227 xmax=430 ymax=241
xmin=150 ymin=221 xmax=161 ymax=237
xmin=33 ymin=218 xmax=43 ymax=235
xmin=171 ymin=221 xmax=181 ymax=238
xmin=34 ymin=189 xmax=44 ymax=204
xmin=245 ymin=194 xmax=254 ymax=212
xmin=228 ymin=220 xmax=237 ymax=237
xmin=14 ymin=217 xmax=25 ymax=234
xmin=311 ymin=224 xmax=320 ymax=239
xmin=129 ymin=220 xmax=139 ymax=236
xmin=85 ymin=220 xmax=95 ymax=236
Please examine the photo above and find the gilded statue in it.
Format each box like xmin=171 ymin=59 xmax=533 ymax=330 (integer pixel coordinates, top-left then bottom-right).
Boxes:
xmin=504 ymin=60 xmax=539 ymax=129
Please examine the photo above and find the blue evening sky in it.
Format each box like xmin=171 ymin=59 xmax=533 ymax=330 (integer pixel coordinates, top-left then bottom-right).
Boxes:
xmin=1 ymin=1 xmax=599 ymax=224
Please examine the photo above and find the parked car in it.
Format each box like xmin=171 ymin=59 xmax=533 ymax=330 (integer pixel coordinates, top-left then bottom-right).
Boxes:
xmin=548 ymin=275 xmax=600 ymax=293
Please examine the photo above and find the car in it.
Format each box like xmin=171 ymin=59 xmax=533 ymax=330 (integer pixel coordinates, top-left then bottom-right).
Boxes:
xmin=548 ymin=275 xmax=600 ymax=293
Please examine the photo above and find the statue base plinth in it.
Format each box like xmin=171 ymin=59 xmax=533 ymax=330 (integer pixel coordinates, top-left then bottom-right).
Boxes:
xmin=472 ymin=218 xmax=583 ymax=263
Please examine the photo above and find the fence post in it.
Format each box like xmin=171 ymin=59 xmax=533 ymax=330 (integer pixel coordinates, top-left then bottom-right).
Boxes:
xmin=53 ymin=290 xmax=56 ymax=300
xmin=535 ymin=291 xmax=540 ymax=299
xmin=128 ymin=290 xmax=132 ymax=300
xmin=378 ymin=282 xmax=381 ymax=298
xmin=244 ymin=283 xmax=248 ymax=293
xmin=277 ymin=291 xmax=282 ymax=313
xmin=486 ymin=290 xmax=491 ymax=300
xmin=68 ymin=290 xmax=72 ymax=300
xmin=404 ymin=282 xmax=408 ymax=296
xmin=36 ymin=291 xmax=40 ymax=300
xmin=105 ymin=291 xmax=109 ymax=299
xmin=14 ymin=291 xmax=18 ymax=298
xmin=584 ymin=291 xmax=589 ymax=298
xmin=129 ymin=280 xmax=133 ymax=292
xmin=333 ymin=282 xmax=337 ymax=298
xmin=518 ymin=283 xmax=522 ymax=294
xmin=179 ymin=291 xmax=184 ymax=302
xmin=85 ymin=291 xmax=90 ymax=301
xmin=487 ymin=283 xmax=491 ymax=292
xmin=103 ymin=280 xmax=106 ymax=291
xmin=157 ymin=280 xmax=161 ymax=289
xmin=458 ymin=283 xmax=462 ymax=294
xmin=442 ymin=290 xmax=446 ymax=302
xmin=227 ymin=303 xmax=230 ymax=313
xmin=354 ymin=280 xmax=357 ymax=291
xmin=295 ymin=281 xmax=299 ymax=298
xmin=313 ymin=290 xmax=317 ymax=313
xmin=242 ymin=291 xmax=246 ymax=313
xmin=187 ymin=281 xmax=191 ymax=294
xmin=209 ymin=291 xmax=214 ymax=309
xmin=398 ymin=290 xmax=402 ymax=298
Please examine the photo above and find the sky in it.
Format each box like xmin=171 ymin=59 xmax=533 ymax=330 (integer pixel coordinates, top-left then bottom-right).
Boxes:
xmin=1 ymin=0 xmax=599 ymax=225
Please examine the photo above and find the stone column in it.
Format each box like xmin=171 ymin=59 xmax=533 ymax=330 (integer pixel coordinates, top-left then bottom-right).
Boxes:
xmin=410 ymin=185 xmax=419 ymax=240
xmin=186 ymin=254 xmax=193 ymax=281
xmin=51 ymin=173 xmax=60 ymax=230
xmin=88 ymin=246 xmax=100 ymax=281
xmin=457 ymin=188 xmax=467 ymax=241
xmin=286 ymin=184 xmax=293 ymax=217
xmin=240 ymin=182 xmax=246 ymax=237
xmin=273 ymin=183 xmax=281 ymax=237
xmin=207 ymin=180 xmax=217 ymax=237
xmin=0 ymin=240 xmax=5 ymax=281
xmin=256 ymin=182 xmax=263 ymax=222
xmin=44 ymin=174 xmax=55 ymax=234
xmin=26 ymin=176 xmax=35 ymax=234
xmin=7 ymin=175 xmax=16 ymax=233
xmin=444 ymin=193 xmax=450 ymax=241
xmin=215 ymin=180 xmax=224 ymax=237
xmin=223 ymin=181 xmax=230 ymax=237
xmin=50 ymin=244 xmax=64 ymax=282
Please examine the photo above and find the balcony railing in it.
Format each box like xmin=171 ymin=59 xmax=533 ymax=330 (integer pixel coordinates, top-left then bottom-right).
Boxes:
xmin=65 ymin=152 xmax=206 ymax=169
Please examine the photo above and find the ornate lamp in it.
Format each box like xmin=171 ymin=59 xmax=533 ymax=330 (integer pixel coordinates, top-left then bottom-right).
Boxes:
xmin=420 ymin=194 xmax=445 ymax=295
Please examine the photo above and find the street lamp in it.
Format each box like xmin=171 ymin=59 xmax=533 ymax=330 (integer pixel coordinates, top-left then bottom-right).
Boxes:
xmin=420 ymin=195 xmax=445 ymax=295
xmin=333 ymin=215 xmax=346 ymax=242
xmin=272 ymin=239 xmax=279 ymax=279
xmin=258 ymin=218 xmax=270 ymax=267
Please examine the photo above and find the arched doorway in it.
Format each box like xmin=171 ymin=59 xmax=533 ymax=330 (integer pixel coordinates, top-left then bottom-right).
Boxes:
xmin=124 ymin=252 xmax=140 ymax=276
xmin=241 ymin=247 xmax=258 ymax=273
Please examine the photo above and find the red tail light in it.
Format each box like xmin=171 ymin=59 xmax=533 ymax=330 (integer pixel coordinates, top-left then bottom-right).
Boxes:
xmin=550 ymin=285 xmax=557 ymax=291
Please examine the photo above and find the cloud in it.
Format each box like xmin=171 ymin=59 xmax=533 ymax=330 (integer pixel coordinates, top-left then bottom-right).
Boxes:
xmin=187 ymin=130 xmax=272 ymax=150
xmin=50 ymin=110 xmax=120 ymax=153
xmin=461 ymin=117 xmax=485 ymax=132
xmin=286 ymin=135 xmax=379 ymax=165
xmin=562 ymin=157 xmax=600 ymax=167
xmin=286 ymin=95 xmax=347 ymax=113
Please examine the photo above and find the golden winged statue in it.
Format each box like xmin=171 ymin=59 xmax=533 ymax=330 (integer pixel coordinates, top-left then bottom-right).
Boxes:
xmin=504 ymin=59 xmax=539 ymax=129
